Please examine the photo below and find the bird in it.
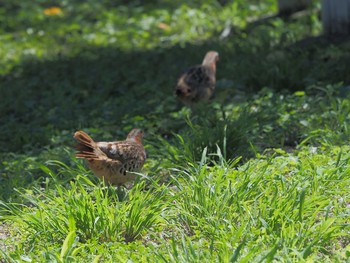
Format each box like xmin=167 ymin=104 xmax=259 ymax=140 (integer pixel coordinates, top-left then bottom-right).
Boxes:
xmin=175 ymin=51 xmax=219 ymax=106
xmin=73 ymin=129 xmax=146 ymax=186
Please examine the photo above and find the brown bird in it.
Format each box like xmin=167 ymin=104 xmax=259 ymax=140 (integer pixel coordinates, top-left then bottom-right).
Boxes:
xmin=175 ymin=51 xmax=219 ymax=105
xmin=73 ymin=129 xmax=146 ymax=186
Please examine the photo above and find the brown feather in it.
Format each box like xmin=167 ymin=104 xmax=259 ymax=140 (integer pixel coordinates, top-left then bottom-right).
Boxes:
xmin=73 ymin=129 xmax=146 ymax=186
xmin=175 ymin=50 xmax=219 ymax=105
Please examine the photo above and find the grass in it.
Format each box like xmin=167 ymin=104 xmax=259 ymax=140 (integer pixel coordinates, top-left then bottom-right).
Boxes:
xmin=1 ymin=0 xmax=350 ymax=262
xmin=2 ymin=146 xmax=349 ymax=261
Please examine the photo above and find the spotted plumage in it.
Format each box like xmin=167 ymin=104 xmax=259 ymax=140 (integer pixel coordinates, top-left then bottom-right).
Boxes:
xmin=73 ymin=129 xmax=146 ymax=186
xmin=175 ymin=51 xmax=219 ymax=105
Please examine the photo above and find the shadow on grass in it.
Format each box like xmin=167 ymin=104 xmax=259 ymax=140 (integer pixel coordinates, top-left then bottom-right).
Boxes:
xmin=0 ymin=44 xmax=212 ymax=152
xmin=2 ymin=35 xmax=350 ymax=152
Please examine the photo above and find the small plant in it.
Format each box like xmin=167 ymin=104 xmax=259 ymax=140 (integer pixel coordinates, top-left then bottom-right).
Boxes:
xmin=123 ymin=182 xmax=167 ymax=242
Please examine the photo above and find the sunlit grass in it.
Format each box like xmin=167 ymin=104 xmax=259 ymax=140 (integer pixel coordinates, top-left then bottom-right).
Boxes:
xmin=0 ymin=0 xmax=277 ymax=74
xmin=1 ymin=144 xmax=349 ymax=261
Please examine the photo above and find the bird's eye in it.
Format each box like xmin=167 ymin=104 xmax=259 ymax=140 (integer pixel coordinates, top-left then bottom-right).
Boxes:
xmin=187 ymin=89 xmax=191 ymax=93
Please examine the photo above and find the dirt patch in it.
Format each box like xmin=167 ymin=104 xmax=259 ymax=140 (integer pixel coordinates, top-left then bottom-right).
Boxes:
xmin=0 ymin=223 xmax=11 ymax=252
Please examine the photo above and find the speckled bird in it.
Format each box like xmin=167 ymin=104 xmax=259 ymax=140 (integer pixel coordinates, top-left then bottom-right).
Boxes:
xmin=73 ymin=129 xmax=146 ymax=186
xmin=175 ymin=51 xmax=219 ymax=105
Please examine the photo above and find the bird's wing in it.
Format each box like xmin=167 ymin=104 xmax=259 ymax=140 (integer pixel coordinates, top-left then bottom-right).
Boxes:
xmin=97 ymin=141 xmax=146 ymax=163
xmin=96 ymin=141 xmax=146 ymax=175
xmin=183 ymin=65 xmax=215 ymax=89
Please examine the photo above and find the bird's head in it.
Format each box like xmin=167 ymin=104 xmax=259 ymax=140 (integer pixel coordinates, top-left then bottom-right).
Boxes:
xmin=126 ymin=129 xmax=144 ymax=144
xmin=202 ymin=51 xmax=219 ymax=72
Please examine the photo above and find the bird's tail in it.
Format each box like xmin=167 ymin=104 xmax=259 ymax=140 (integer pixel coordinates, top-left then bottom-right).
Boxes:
xmin=73 ymin=131 xmax=98 ymax=159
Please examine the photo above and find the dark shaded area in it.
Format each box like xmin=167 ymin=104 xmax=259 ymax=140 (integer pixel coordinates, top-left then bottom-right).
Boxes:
xmin=1 ymin=21 xmax=350 ymax=154
xmin=277 ymin=1 xmax=311 ymax=17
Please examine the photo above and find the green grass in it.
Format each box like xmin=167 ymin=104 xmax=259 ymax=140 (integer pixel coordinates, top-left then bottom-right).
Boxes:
xmin=1 ymin=0 xmax=350 ymax=262
xmin=1 ymin=146 xmax=350 ymax=261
